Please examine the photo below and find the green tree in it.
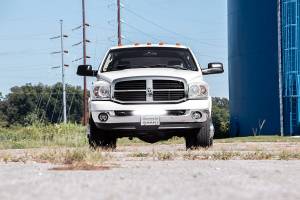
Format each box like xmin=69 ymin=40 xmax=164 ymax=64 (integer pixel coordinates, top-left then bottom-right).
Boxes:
xmin=0 ymin=83 xmax=83 ymax=126
xmin=212 ymin=97 xmax=230 ymax=138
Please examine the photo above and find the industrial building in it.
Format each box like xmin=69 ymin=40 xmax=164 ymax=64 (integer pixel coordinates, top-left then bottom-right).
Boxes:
xmin=228 ymin=0 xmax=300 ymax=136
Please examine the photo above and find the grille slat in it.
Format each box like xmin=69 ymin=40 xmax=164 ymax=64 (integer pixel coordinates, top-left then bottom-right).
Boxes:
xmin=153 ymin=80 xmax=184 ymax=89
xmin=114 ymin=91 xmax=146 ymax=101
xmin=115 ymin=80 xmax=146 ymax=90
xmin=153 ymin=91 xmax=185 ymax=101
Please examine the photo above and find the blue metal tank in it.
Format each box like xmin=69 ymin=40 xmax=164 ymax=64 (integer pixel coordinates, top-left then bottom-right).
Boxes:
xmin=228 ymin=0 xmax=281 ymax=136
xmin=281 ymin=0 xmax=300 ymax=135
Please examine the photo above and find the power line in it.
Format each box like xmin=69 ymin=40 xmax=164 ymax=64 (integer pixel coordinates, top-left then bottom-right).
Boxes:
xmin=68 ymin=92 xmax=76 ymax=119
xmin=123 ymin=6 xmax=225 ymax=47
xmin=122 ymin=21 xmax=161 ymax=41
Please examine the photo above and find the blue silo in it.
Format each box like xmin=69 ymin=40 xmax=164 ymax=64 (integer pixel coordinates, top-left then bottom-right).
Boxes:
xmin=228 ymin=0 xmax=281 ymax=136
xmin=281 ymin=0 xmax=300 ymax=135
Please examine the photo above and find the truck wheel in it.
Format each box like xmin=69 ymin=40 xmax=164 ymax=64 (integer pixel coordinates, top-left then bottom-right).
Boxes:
xmin=88 ymin=117 xmax=117 ymax=149
xmin=185 ymin=120 xmax=213 ymax=149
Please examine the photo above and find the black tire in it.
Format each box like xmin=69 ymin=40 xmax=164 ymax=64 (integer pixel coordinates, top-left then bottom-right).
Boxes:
xmin=88 ymin=117 xmax=117 ymax=149
xmin=185 ymin=120 xmax=213 ymax=149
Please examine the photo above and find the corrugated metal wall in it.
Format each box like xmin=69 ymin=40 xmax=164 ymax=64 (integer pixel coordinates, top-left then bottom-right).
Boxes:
xmin=228 ymin=0 xmax=281 ymax=136
xmin=281 ymin=0 xmax=300 ymax=135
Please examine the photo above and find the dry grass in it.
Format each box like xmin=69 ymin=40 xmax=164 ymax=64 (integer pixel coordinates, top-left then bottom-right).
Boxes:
xmin=182 ymin=150 xmax=300 ymax=161
xmin=126 ymin=149 xmax=300 ymax=161
xmin=1 ymin=124 xmax=300 ymax=150
xmin=156 ymin=152 xmax=176 ymax=161
xmin=129 ymin=152 xmax=150 ymax=158
xmin=0 ymin=148 xmax=115 ymax=170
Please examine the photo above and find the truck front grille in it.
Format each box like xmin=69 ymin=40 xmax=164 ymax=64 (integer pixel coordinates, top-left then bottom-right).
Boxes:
xmin=114 ymin=91 xmax=146 ymax=102
xmin=115 ymin=80 xmax=146 ymax=90
xmin=153 ymin=80 xmax=184 ymax=89
xmin=113 ymin=78 xmax=186 ymax=103
xmin=153 ymin=91 xmax=186 ymax=101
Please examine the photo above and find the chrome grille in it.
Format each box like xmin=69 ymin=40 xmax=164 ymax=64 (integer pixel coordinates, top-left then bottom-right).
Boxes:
xmin=113 ymin=78 xmax=186 ymax=103
xmin=115 ymin=80 xmax=146 ymax=90
xmin=153 ymin=91 xmax=185 ymax=101
xmin=153 ymin=80 xmax=184 ymax=89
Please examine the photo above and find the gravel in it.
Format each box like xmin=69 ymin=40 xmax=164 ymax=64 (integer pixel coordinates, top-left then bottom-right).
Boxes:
xmin=1 ymin=151 xmax=300 ymax=200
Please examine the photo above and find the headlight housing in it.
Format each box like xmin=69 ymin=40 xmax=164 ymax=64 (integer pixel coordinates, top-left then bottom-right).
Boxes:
xmin=92 ymin=81 xmax=111 ymax=100
xmin=188 ymin=83 xmax=208 ymax=99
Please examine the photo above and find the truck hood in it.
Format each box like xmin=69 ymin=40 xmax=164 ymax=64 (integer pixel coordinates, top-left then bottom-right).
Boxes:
xmin=97 ymin=68 xmax=203 ymax=83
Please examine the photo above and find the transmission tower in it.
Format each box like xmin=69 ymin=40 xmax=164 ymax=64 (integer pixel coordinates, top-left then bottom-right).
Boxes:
xmin=50 ymin=19 xmax=69 ymax=124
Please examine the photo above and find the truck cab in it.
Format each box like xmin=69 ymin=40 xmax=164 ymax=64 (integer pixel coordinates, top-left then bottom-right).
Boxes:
xmin=77 ymin=44 xmax=223 ymax=149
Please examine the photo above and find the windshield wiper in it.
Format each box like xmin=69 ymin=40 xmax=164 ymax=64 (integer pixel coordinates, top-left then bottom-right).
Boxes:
xmin=147 ymin=64 xmax=169 ymax=68
xmin=147 ymin=64 xmax=188 ymax=70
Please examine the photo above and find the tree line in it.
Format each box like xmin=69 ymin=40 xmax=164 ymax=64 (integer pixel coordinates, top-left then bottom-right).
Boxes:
xmin=0 ymin=83 xmax=83 ymax=126
xmin=0 ymin=83 xmax=229 ymax=137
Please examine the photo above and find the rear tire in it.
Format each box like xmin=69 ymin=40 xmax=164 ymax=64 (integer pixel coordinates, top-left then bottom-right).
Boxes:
xmin=88 ymin=117 xmax=117 ymax=149
xmin=185 ymin=120 xmax=213 ymax=149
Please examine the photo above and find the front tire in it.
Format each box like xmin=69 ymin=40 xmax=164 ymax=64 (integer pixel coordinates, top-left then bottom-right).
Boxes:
xmin=185 ymin=120 xmax=213 ymax=149
xmin=88 ymin=117 xmax=117 ymax=149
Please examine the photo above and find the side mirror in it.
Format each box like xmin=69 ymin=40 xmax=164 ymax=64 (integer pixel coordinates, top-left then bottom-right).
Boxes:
xmin=77 ymin=65 xmax=97 ymax=77
xmin=202 ymin=63 xmax=224 ymax=75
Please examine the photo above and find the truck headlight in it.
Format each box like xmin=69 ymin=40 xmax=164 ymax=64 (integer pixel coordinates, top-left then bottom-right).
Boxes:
xmin=188 ymin=84 xmax=208 ymax=99
xmin=92 ymin=81 xmax=111 ymax=100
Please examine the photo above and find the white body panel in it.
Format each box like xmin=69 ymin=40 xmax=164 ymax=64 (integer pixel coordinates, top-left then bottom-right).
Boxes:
xmin=89 ymin=44 xmax=212 ymax=131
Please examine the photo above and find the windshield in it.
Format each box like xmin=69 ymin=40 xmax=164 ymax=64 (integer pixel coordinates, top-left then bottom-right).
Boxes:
xmin=101 ymin=47 xmax=198 ymax=72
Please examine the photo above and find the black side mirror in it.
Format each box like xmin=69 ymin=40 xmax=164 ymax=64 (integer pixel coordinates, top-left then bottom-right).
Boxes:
xmin=77 ymin=65 xmax=97 ymax=77
xmin=202 ymin=62 xmax=224 ymax=75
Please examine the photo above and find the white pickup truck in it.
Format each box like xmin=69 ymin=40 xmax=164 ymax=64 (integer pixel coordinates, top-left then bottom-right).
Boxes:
xmin=77 ymin=44 xmax=224 ymax=149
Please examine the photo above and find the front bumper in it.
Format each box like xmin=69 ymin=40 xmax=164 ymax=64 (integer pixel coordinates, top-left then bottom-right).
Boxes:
xmin=90 ymin=99 xmax=211 ymax=130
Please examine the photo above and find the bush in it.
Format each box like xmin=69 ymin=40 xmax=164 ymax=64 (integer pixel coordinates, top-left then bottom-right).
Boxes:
xmin=212 ymin=97 xmax=229 ymax=138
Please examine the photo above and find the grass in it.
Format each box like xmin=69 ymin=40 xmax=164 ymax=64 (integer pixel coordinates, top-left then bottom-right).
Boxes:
xmin=182 ymin=150 xmax=300 ymax=160
xmin=156 ymin=152 xmax=175 ymax=160
xmin=129 ymin=152 xmax=150 ymax=158
xmin=0 ymin=124 xmax=87 ymax=149
xmin=127 ymin=150 xmax=300 ymax=161
xmin=1 ymin=124 xmax=298 ymax=169
xmin=0 ymin=124 xmax=300 ymax=150
xmin=0 ymin=147 xmax=111 ymax=170
xmin=217 ymin=136 xmax=300 ymax=143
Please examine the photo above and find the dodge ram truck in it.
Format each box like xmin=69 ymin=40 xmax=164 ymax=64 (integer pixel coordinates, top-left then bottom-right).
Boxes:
xmin=77 ymin=44 xmax=224 ymax=149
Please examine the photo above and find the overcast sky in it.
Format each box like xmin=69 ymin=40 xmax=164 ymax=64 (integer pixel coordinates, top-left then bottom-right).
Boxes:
xmin=0 ymin=0 xmax=228 ymax=97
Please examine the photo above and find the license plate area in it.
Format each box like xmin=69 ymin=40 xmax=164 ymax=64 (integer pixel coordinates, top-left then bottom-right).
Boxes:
xmin=141 ymin=116 xmax=160 ymax=126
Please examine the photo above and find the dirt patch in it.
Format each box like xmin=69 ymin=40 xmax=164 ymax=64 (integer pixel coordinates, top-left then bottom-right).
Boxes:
xmin=50 ymin=164 xmax=111 ymax=171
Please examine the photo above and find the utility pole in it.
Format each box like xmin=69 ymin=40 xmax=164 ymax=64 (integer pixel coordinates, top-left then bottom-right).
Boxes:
xmin=82 ymin=0 xmax=88 ymax=125
xmin=117 ymin=0 xmax=122 ymax=46
xmin=60 ymin=20 xmax=67 ymax=124
xmin=50 ymin=20 xmax=68 ymax=124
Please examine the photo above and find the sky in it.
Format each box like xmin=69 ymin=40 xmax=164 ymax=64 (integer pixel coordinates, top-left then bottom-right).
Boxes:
xmin=0 ymin=0 xmax=228 ymax=97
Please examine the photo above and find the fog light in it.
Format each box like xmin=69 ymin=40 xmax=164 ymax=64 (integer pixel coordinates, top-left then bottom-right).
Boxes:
xmin=98 ymin=113 xmax=109 ymax=122
xmin=192 ymin=111 xmax=202 ymax=120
